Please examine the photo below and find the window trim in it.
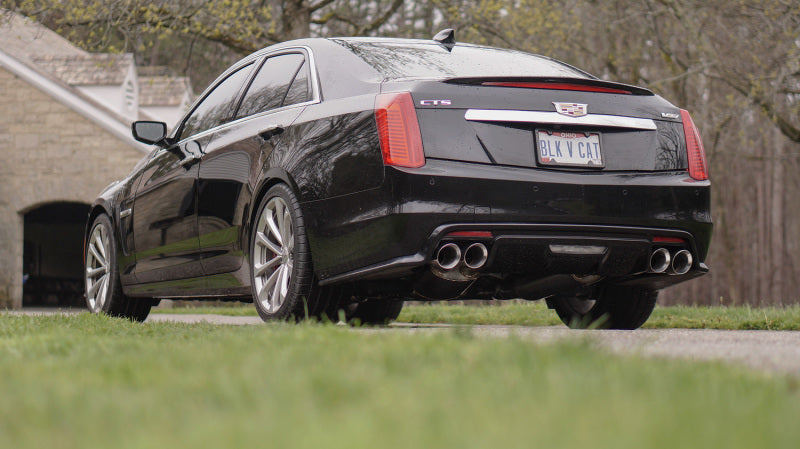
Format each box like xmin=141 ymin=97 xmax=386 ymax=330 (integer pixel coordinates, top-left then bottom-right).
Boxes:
xmin=170 ymin=45 xmax=321 ymax=144
xmin=173 ymin=61 xmax=256 ymax=142
xmin=231 ymin=50 xmax=309 ymax=121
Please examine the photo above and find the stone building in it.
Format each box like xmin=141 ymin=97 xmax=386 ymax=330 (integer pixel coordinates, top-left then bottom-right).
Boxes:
xmin=0 ymin=12 xmax=192 ymax=308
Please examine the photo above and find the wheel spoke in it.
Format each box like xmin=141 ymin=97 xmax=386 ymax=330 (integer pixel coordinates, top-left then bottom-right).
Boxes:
xmin=256 ymin=231 xmax=281 ymax=256
xmin=274 ymin=200 xmax=285 ymax=243
xmin=254 ymin=255 xmax=281 ymax=277
xmin=96 ymin=274 xmax=108 ymax=308
xmin=94 ymin=231 xmax=107 ymax=261
xmin=281 ymin=208 xmax=292 ymax=249
xmin=86 ymin=266 xmax=106 ymax=278
xmin=265 ymin=213 xmax=282 ymax=247
xmin=260 ymin=267 xmax=281 ymax=303
xmin=280 ymin=265 xmax=290 ymax=297
xmin=88 ymin=274 xmax=104 ymax=297
xmin=271 ymin=265 xmax=285 ymax=311
xmin=88 ymin=243 xmax=106 ymax=268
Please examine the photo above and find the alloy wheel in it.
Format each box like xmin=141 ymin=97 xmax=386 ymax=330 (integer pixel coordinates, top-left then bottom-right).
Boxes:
xmin=253 ymin=196 xmax=294 ymax=314
xmin=85 ymin=223 xmax=110 ymax=313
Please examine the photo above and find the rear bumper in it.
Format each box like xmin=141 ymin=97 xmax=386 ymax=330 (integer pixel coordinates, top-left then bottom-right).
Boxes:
xmin=303 ymin=158 xmax=712 ymax=289
xmin=318 ymin=222 xmax=709 ymax=288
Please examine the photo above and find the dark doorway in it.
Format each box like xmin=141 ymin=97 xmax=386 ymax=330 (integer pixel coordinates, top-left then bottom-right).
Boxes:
xmin=23 ymin=202 xmax=91 ymax=307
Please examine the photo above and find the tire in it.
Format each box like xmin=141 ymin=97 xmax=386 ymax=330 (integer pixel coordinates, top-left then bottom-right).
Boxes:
xmin=85 ymin=214 xmax=152 ymax=322
xmin=546 ymin=285 xmax=657 ymax=330
xmin=317 ymin=284 xmax=351 ymax=323
xmin=346 ymin=298 xmax=404 ymax=326
xmin=250 ymin=184 xmax=324 ymax=321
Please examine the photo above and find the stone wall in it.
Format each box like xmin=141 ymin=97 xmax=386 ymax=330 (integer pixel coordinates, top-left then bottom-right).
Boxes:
xmin=0 ymin=67 xmax=145 ymax=308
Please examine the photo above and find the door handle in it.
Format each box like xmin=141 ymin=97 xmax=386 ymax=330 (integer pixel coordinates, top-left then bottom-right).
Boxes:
xmin=258 ymin=125 xmax=285 ymax=141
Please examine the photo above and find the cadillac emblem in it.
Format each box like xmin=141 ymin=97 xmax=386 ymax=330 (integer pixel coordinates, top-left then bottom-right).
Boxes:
xmin=553 ymin=102 xmax=588 ymax=117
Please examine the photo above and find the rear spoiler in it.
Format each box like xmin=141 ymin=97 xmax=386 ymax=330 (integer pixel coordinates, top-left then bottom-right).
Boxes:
xmin=445 ymin=77 xmax=654 ymax=96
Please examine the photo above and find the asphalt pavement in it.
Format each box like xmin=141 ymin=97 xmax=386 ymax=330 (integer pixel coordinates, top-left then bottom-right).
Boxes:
xmin=145 ymin=313 xmax=800 ymax=377
xmin=8 ymin=309 xmax=800 ymax=377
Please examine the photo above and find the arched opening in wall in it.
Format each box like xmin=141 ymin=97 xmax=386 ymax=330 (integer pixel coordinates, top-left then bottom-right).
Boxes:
xmin=23 ymin=202 xmax=91 ymax=307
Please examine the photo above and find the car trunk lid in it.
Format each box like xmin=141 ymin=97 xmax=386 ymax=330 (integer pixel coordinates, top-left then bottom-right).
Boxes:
xmin=399 ymin=78 xmax=687 ymax=171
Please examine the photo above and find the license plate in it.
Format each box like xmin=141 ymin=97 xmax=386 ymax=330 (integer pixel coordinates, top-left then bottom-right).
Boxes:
xmin=536 ymin=130 xmax=603 ymax=168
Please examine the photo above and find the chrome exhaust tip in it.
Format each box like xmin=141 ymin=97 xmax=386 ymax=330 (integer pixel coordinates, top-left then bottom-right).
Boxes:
xmin=670 ymin=250 xmax=693 ymax=275
xmin=463 ymin=243 xmax=488 ymax=270
xmin=649 ymin=248 xmax=671 ymax=273
xmin=435 ymin=243 xmax=461 ymax=271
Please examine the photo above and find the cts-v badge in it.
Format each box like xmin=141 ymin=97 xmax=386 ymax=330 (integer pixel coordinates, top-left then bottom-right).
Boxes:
xmin=553 ymin=102 xmax=588 ymax=117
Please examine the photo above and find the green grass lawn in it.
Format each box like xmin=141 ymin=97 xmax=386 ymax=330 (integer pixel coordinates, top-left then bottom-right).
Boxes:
xmin=154 ymin=301 xmax=800 ymax=330
xmin=1 ymin=313 xmax=798 ymax=449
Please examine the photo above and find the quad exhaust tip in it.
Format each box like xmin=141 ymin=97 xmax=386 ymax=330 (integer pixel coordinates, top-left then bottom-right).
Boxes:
xmin=649 ymin=248 xmax=693 ymax=275
xmin=435 ymin=243 xmax=461 ymax=271
xmin=463 ymin=243 xmax=488 ymax=270
xmin=649 ymin=248 xmax=671 ymax=273
xmin=670 ymin=249 xmax=693 ymax=275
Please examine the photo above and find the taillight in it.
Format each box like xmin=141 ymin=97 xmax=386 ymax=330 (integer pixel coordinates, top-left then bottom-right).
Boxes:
xmin=482 ymin=81 xmax=631 ymax=95
xmin=375 ymin=92 xmax=425 ymax=168
xmin=680 ymin=109 xmax=708 ymax=181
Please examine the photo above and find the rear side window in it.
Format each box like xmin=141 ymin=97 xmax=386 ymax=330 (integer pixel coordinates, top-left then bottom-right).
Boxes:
xmin=236 ymin=53 xmax=306 ymax=119
xmin=283 ymin=61 xmax=309 ymax=107
xmin=180 ymin=63 xmax=253 ymax=140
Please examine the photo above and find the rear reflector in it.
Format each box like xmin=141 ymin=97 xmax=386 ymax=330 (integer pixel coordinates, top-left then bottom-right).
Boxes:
xmin=680 ymin=109 xmax=709 ymax=181
xmin=653 ymin=236 xmax=686 ymax=244
xmin=375 ymin=92 xmax=425 ymax=168
xmin=446 ymin=231 xmax=493 ymax=238
xmin=482 ymin=81 xmax=631 ymax=95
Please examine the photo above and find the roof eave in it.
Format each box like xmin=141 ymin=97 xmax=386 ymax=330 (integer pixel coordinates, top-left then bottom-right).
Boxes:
xmin=0 ymin=49 xmax=149 ymax=153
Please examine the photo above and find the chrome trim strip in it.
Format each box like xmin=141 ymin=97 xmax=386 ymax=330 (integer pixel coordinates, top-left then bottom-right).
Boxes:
xmin=464 ymin=109 xmax=657 ymax=130
xmin=120 ymin=208 xmax=132 ymax=219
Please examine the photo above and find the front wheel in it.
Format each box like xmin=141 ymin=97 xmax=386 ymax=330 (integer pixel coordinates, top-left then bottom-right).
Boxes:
xmin=546 ymin=285 xmax=657 ymax=330
xmin=85 ymin=214 xmax=152 ymax=322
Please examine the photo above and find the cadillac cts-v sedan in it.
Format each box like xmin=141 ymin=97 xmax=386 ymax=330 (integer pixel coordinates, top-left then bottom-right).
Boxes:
xmin=84 ymin=30 xmax=712 ymax=328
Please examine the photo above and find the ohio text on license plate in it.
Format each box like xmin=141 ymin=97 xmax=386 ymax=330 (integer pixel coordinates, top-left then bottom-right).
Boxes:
xmin=536 ymin=130 xmax=603 ymax=168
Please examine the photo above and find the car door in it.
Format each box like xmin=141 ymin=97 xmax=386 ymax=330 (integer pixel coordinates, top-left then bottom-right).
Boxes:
xmin=131 ymin=63 xmax=255 ymax=285
xmin=197 ymin=52 xmax=310 ymax=276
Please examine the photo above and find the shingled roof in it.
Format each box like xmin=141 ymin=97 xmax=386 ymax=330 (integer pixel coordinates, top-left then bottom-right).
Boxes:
xmin=0 ymin=10 xmax=85 ymax=62
xmin=138 ymin=67 xmax=193 ymax=107
xmin=1 ymin=10 xmax=193 ymax=122
xmin=32 ymin=54 xmax=134 ymax=85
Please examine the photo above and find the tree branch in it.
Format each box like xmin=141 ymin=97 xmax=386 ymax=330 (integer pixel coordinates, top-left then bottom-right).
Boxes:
xmin=309 ymin=0 xmax=336 ymax=12
xmin=355 ymin=0 xmax=404 ymax=35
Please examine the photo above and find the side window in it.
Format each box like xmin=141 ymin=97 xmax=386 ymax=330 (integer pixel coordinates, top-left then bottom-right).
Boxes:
xmin=283 ymin=61 xmax=309 ymax=107
xmin=235 ymin=53 xmax=306 ymax=119
xmin=180 ymin=63 xmax=253 ymax=140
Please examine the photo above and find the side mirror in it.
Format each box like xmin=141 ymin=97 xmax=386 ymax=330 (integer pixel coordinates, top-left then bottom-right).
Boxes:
xmin=132 ymin=121 xmax=168 ymax=145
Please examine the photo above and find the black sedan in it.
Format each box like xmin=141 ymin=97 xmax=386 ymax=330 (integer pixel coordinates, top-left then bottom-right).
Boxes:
xmin=84 ymin=30 xmax=711 ymax=328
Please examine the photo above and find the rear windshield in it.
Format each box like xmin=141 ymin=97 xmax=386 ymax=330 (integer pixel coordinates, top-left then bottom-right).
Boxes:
xmin=331 ymin=39 xmax=591 ymax=80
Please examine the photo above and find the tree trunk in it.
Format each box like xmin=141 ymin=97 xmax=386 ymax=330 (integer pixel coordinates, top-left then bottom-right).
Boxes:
xmin=281 ymin=0 xmax=312 ymax=40
xmin=770 ymin=127 xmax=785 ymax=305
